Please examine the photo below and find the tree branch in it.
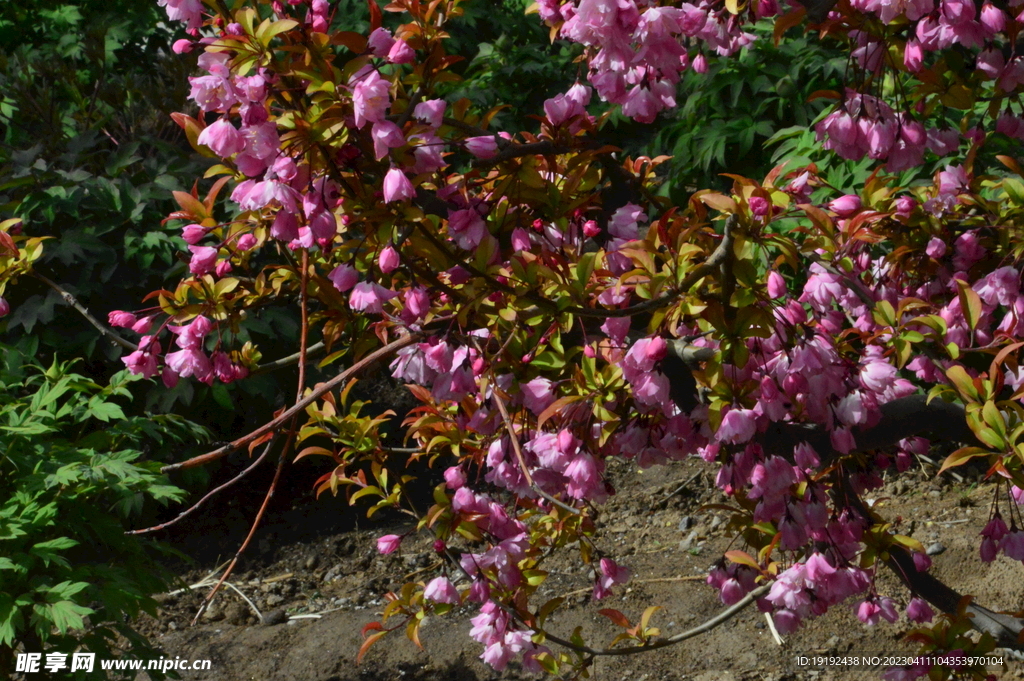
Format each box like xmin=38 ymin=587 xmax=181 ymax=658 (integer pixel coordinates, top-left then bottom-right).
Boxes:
xmin=32 ymin=272 xmax=138 ymax=351
xmin=538 ymin=584 xmax=771 ymax=656
xmin=160 ymin=331 xmax=425 ymax=473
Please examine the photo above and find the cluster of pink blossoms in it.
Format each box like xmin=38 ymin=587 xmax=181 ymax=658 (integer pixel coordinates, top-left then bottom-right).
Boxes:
xmin=537 ymin=0 xmax=765 ymax=122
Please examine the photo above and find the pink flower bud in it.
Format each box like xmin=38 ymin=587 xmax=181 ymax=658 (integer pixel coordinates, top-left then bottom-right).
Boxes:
xmin=131 ymin=316 xmax=153 ymax=334
xmin=828 ymin=194 xmax=862 ymax=217
xmin=767 ymin=270 xmax=786 ymax=298
xmin=583 ymin=220 xmax=601 ymax=238
xmin=904 ymin=39 xmax=923 ymax=72
xmin=215 ymin=260 xmax=233 ymax=277
xmin=182 ymin=224 xmax=206 ymax=244
xmin=377 ymin=534 xmax=402 ymax=554
xmin=464 ymin=136 xmax=498 ymax=159
xmin=382 ymin=168 xmax=414 ymax=202
xmin=443 ymin=465 xmax=465 ymax=489
xmin=692 ymin=53 xmax=708 ymax=73
xmin=172 ymin=39 xmax=194 ymax=54
xmin=188 ymin=245 xmax=218 ymax=275
xmin=894 ymin=195 xmax=917 ymax=217
xmin=387 ymin=39 xmax=415 ymax=64
xmin=906 ymin=597 xmax=934 ymax=623
xmin=108 ymin=310 xmax=137 ymax=328
xmin=0 ymin=297 xmax=11 ymax=317
xmin=511 ymin=227 xmax=531 ymax=252
xmin=236 ymin=233 xmax=257 ymax=251
xmin=379 ymin=245 xmax=400 ymax=273
xmin=749 ymin=195 xmax=770 ymax=216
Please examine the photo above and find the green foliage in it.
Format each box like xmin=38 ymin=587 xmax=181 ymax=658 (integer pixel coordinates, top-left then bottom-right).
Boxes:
xmin=0 ymin=352 xmax=209 ymax=678
xmin=441 ymin=0 xmax=582 ymax=130
xmin=648 ymin=29 xmax=847 ymax=196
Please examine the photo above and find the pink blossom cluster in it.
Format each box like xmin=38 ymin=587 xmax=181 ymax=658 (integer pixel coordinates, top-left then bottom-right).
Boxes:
xmin=538 ymin=0 xmax=762 ymax=123
xmin=469 ymin=602 xmax=550 ymax=672
xmin=978 ymin=513 xmax=1024 ymax=563
xmin=119 ymin=314 xmax=249 ymax=387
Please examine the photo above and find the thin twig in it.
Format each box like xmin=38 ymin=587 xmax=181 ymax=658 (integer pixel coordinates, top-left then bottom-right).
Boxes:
xmin=251 ymin=341 xmax=326 ymax=375
xmin=557 ymin=575 xmax=706 ymax=600
xmin=473 ymin=339 xmax=582 ymax=517
xmin=538 ymin=583 xmax=771 ymax=656
xmin=192 ymin=251 xmax=312 ymax=625
xmin=32 ymin=272 xmax=137 ymax=351
xmin=128 ymin=435 xmax=278 ymax=535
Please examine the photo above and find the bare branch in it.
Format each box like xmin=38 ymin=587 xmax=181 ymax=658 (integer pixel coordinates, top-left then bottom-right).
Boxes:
xmin=128 ymin=435 xmax=278 ymax=535
xmin=539 ymin=584 xmax=771 ymax=656
xmin=32 ymin=272 xmax=138 ymax=351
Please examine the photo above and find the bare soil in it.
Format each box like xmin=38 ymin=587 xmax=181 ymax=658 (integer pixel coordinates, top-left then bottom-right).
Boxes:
xmin=134 ymin=455 xmax=1024 ymax=681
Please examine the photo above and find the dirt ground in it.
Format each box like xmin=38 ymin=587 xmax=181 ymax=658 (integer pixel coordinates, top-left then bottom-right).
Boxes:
xmin=132 ymin=454 xmax=1024 ymax=681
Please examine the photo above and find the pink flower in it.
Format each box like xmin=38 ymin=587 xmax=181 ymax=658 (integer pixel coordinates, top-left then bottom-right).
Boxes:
xmin=367 ymin=27 xmax=395 ymax=57
xmin=520 ymin=378 xmax=555 ymax=415
xmin=565 ymin=452 xmax=600 ymax=499
xmin=172 ymin=39 xmax=193 ymax=54
xmin=465 ymin=136 xmax=498 ymax=159
xmin=379 ymin=245 xmax=400 ymax=273
xmin=925 ymin=237 xmax=946 ymax=259
xmin=444 ymin=466 xmax=466 ymax=489
xmin=906 ymin=597 xmax=934 ymax=623
xmin=593 ymin=558 xmax=630 ymax=599
xmin=1001 ymin=528 xmax=1024 ymax=560
xmin=122 ymin=337 xmax=161 ymax=378
xmin=188 ymin=245 xmax=218 ymax=275
xmin=402 ymin=287 xmax=430 ymax=323
xmin=413 ymin=99 xmax=446 ymax=128
xmin=371 ymin=120 xmax=405 ymax=160
xmin=831 ymin=427 xmax=856 ymax=454
xmin=165 ymin=347 xmax=213 ymax=382
xmin=904 ymin=39 xmax=923 ymax=71
xmin=382 ymin=168 xmax=414 ymax=202
xmin=718 ymin=408 xmax=757 ymax=444
xmin=857 ymin=599 xmax=881 ymax=625
xmin=328 ymin=264 xmax=358 ymax=292
xmin=793 ymin=442 xmax=819 ymax=469
xmin=772 ymin=609 xmax=801 ymax=634
xmin=197 ymin=119 xmax=245 ymax=157
xmin=424 ymin=577 xmax=460 ymax=604
xmin=108 ymin=310 xmax=137 ymax=328
xmin=448 ymin=209 xmax=487 ymax=250
xmin=349 ymin=281 xmax=398 ymax=313
xmin=860 ymin=359 xmax=896 ymax=392
xmin=720 ymin=578 xmax=746 ymax=605
xmin=352 ymin=70 xmax=391 ymax=127
xmin=377 ymin=534 xmax=402 ymax=554
xmin=158 ymin=0 xmax=203 ymax=30
xmin=511 ymin=228 xmax=531 ymax=252
xmin=894 ymin=196 xmax=917 ymax=217
xmin=131 ymin=316 xmax=153 ymax=334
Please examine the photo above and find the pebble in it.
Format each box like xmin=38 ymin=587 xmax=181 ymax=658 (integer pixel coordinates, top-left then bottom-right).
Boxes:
xmin=926 ymin=542 xmax=946 ymax=556
xmin=679 ymin=530 xmax=698 ymax=551
xmin=261 ymin=609 xmax=288 ymax=626
xmin=678 ymin=516 xmax=695 ymax=532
